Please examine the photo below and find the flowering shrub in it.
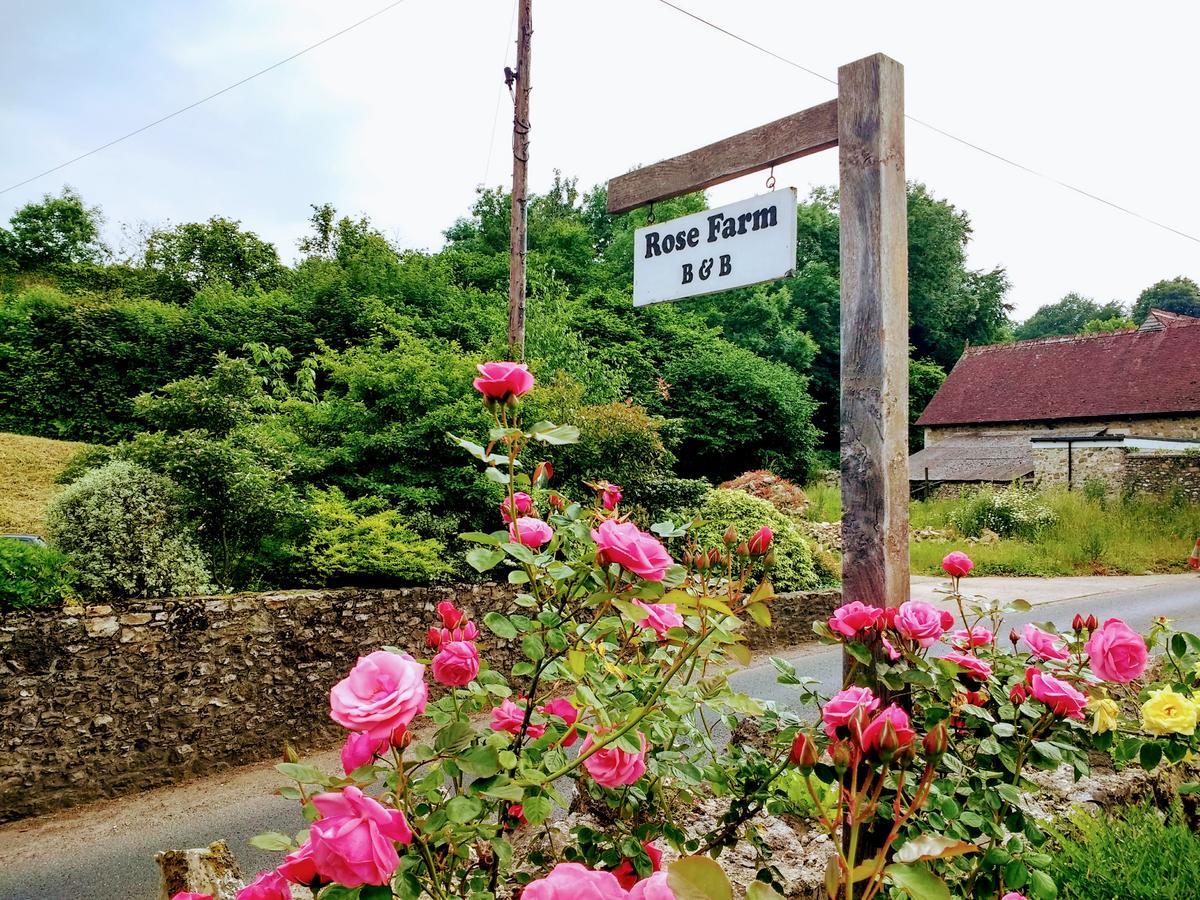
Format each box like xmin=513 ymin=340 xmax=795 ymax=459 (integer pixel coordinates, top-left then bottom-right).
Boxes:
xmin=201 ymin=361 xmax=1200 ymax=900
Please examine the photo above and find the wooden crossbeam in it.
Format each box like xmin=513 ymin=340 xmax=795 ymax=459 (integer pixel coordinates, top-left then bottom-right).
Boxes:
xmin=606 ymin=99 xmax=838 ymax=214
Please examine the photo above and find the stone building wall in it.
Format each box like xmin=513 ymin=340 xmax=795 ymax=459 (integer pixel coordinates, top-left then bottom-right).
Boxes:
xmin=925 ymin=413 xmax=1200 ymax=448
xmin=1032 ymin=445 xmax=1126 ymax=489
xmin=1124 ymin=452 xmax=1200 ymax=502
xmin=0 ymin=585 xmax=840 ymax=821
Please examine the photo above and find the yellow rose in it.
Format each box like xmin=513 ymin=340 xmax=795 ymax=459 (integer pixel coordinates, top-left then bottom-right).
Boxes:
xmin=1140 ymin=687 xmax=1199 ymax=736
xmin=1089 ymin=696 xmax=1120 ymax=734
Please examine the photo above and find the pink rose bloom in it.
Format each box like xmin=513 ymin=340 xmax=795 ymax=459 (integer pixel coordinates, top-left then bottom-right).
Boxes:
xmin=1085 ymin=618 xmax=1148 ymax=683
xmin=939 ymin=609 xmax=955 ymax=631
xmin=860 ymin=703 xmax=916 ymax=753
xmin=329 ymin=651 xmax=428 ymax=740
xmin=828 ymin=601 xmax=883 ymax=639
xmin=943 ymin=650 xmax=993 ymax=681
xmin=821 ymin=686 xmax=881 ymax=739
xmin=941 ymin=551 xmax=974 ymax=578
xmin=522 ymin=863 xmax=629 ymax=900
xmin=1029 ymin=670 xmax=1087 ymax=719
xmin=500 ymin=491 xmax=534 ymax=524
xmin=629 ymin=872 xmax=675 ymax=899
xmin=309 ymin=786 xmax=412 ymax=887
xmin=489 ymin=698 xmax=545 ymax=739
xmin=591 ymin=519 xmax=674 ymax=582
xmin=632 ymin=599 xmax=685 ymax=638
xmin=1001 ymin=893 xmax=1028 ymax=900
xmin=612 ymin=841 xmax=663 ymax=890
xmin=236 ymin=870 xmax=291 ymax=900
xmin=436 ymin=600 xmax=465 ymax=628
xmin=951 ymin=627 xmax=993 ymax=649
xmin=540 ymin=697 xmax=579 ymax=747
xmin=1021 ymin=624 xmax=1069 ymax=662
xmin=341 ymin=731 xmax=388 ymax=774
xmin=748 ymin=526 xmax=773 ymax=556
xmin=473 ymin=361 xmax=534 ymax=399
xmin=895 ymin=600 xmax=949 ymax=648
xmin=580 ymin=731 xmax=648 ymax=788
xmin=171 ymin=894 xmax=213 ymax=900
xmin=431 ymin=640 xmax=480 ymax=687
xmin=601 ymin=483 xmax=623 ymax=510
xmin=881 ymin=635 xmax=900 ymax=661
xmin=276 ymin=840 xmax=318 ymax=886
xmin=510 ymin=516 xmax=553 ymax=549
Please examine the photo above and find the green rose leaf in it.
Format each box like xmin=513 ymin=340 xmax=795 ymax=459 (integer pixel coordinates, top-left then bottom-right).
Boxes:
xmin=885 ymin=862 xmax=951 ymax=900
xmin=446 ymin=795 xmax=483 ymax=823
xmin=667 ymin=856 xmax=734 ymax=900
xmin=484 ymin=612 xmax=518 ymax=639
xmin=522 ymin=633 xmax=546 ymax=661
xmin=248 ymin=831 xmax=294 ymax=851
xmin=746 ymin=884 xmax=784 ymax=900
xmin=466 ymin=547 xmax=505 ymax=573
xmin=521 ymin=794 xmax=552 ymax=825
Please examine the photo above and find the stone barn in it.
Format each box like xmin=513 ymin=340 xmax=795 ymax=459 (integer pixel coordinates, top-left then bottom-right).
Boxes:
xmin=908 ymin=309 xmax=1200 ymax=497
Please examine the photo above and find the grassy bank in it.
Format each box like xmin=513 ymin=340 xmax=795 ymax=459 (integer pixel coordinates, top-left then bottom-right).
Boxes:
xmin=804 ymin=481 xmax=1200 ymax=577
xmin=0 ymin=432 xmax=85 ymax=535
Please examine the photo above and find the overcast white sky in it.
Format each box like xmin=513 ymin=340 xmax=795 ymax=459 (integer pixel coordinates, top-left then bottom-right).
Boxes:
xmin=2 ymin=0 xmax=1198 ymax=319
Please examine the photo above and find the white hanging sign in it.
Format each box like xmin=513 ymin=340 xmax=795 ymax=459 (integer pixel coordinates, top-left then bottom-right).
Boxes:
xmin=632 ymin=187 xmax=797 ymax=306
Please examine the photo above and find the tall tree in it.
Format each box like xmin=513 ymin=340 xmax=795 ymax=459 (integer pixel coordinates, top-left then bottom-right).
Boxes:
xmin=144 ymin=217 xmax=287 ymax=301
xmin=1131 ymin=276 xmax=1200 ymax=321
xmin=1015 ymin=292 xmax=1128 ymax=340
xmin=0 ymin=186 xmax=106 ymax=268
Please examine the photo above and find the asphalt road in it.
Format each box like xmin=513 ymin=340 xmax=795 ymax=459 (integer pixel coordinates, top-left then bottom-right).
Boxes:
xmin=1 ymin=575 xmax=1196 ymax=900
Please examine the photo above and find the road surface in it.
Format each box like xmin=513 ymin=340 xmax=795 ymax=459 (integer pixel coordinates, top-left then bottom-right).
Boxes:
xmin=0 ymin=574 xmax=1195 ymax=900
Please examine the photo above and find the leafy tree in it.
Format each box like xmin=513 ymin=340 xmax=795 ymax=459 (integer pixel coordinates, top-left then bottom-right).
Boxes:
xmin=1015 ymin=292 xmax=1128 ymax=340
xmin=1131 ymin=276 xmax=1200 ymax=321
xmin=909 ymin=356 xmax=947 ymax=450
xmin=0 ymin=186 xmax=106 ymax=268
xmin=144 ymin=216 xmax=287 ymax=300
xmin=1080 ymin=315 xmax=1136 ymax=334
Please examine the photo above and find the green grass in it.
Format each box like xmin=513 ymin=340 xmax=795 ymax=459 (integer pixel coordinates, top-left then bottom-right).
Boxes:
xmin=0 ymin=432 xmax=86 ymax=536
xmin=804 ymin=483 xmax=1200 ymax=577
xmin=1047 ymin=799 xmax=1200 ymax=899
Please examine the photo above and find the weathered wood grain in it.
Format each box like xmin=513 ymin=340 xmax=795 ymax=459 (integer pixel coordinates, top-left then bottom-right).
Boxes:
xmin=606 ymin=99 xmax=838 ymax=213
xmin=838 ymin=53 xmax=910 ymax=612
xmin=507 ymin=0 xmax=533 ymax=355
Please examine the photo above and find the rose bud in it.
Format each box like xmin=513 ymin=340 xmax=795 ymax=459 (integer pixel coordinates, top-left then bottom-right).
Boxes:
xmin=426 ymin=626 xmax=442 ymax=649
xmin=708 ymin=548 xmax=724 ymax=568
xmin=831 ymin=740 xmax=852 ymax=774
xmin=1085 ymin=614 xmax=1098 ymax=632
xmin=1009 ymin=628 xmax=1020 ymax=646
xmin=1072 ymin=613 xmax=1085 ymax=633
xmin=735 ymin=541 xmax=751 ymax=560
xmin=874 ymin=718 xmax=901 ymax=762
xmin=390 ymin=726 xmax=412 ymax=749
xmin=723 ymin=526 xmax=738 ymax=546
xmin=922 ymin=723 xmax=949 ymax=759
xmin=549 ymin=493 xmax=566 ymax=512
xmin=762 ymin=550 xmax=776 ymax=569
xmin=748 ymin=526 xmax=774 ymax=556
xmin=847 ymin=706 xmax=871 ymax=750
xmin=789 ymin=732 xmax=819 ymax=771
xmin=1009 ymin=683 xmax=1028 ymax=704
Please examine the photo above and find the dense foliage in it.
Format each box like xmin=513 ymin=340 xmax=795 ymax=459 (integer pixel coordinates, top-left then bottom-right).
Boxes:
xmin=0 ymin=538 xmax=75 ymax=611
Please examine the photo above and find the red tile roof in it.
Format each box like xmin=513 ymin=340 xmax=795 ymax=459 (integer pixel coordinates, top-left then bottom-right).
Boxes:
xmin=916 ymin=311 xmax=1200 ymax=426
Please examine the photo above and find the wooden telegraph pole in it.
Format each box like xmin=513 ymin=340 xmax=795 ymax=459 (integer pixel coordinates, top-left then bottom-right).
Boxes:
xmin=507 ymin=0 xmax=533 ymax=358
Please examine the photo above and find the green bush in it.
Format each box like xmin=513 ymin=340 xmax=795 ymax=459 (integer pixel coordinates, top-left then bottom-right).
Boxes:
xmin=0 ymin=539 xmax=75 ymax=611
xmin=551 ymin=401 xmax=675 ymax=499
xmin=1048 ymin=799 xmax=1200 ymax=899
xmin=689 ymin=489 xmax=819 ymax=592
xmin=46 ymin=460 xmax=211 ymax=600
xmin=719 ymin=470 xmax=809 ymax=519
xmin=948 ymin=486 xmax=1057 ymax=539
xmin=301 ymin=487 xmax=451 ymax=585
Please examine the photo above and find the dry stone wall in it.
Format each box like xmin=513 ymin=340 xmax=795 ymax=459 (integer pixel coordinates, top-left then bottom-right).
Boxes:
xmin=1124 ymin=451 xmax=1200 ymax=502
xmin=0 ymin=584 xmax=840 ymax=821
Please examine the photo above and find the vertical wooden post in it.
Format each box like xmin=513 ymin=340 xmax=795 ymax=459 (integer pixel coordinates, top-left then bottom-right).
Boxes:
xmin=507 ymin=0 xmax=533 ymax=358
xmin=838 ymin=54 xmax=909 ymax=615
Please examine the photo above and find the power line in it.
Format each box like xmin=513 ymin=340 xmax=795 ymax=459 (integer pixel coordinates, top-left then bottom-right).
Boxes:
xmin=653 ymin=0 xmax=1200 ymax=247
xmin=481 ymin=0 xmax=520 ymax=187
xmin=0 ymin=0 xmax=415 ymax=197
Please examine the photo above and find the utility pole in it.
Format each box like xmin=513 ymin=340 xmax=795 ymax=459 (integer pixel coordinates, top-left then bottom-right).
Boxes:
xmin=507 ymin=0 xmax=532 ymax=358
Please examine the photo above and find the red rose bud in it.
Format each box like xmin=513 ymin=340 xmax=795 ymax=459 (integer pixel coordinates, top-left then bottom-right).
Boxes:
xmin=723 ymin=526 xmax=738 ymax=546
xmin=1085 ymin=614 xmax=1098 ymax=632
xmin=735 ymin=541 xmax=751 ymax=559
xmin=437 ymin=600 xmax=465 ymax=629
xmin=748 ymin=526 xmax=774 ymax=556
xmin=1072 ymin=613 xmax=1085 ymax=633
xmin=789 ymin=732 xmax=818 ymax=771
xmin=922 ymin=723 xmax=949 ymax=759
xmin=390 ymin=726 xmax=411 ymax=749
xmin=549 ymin=493 xmax=566 ymax=511
xmin=875 ymin=717 xmax=901 ymax=761
xmin=1009 ymin=683 xmax=1028 ymax=704
xmin=1009 ymin=628 xmax=1020 ymax=646
xmin=426 ymin=626 xmax=442 ymax=649
xmin=533 ymin=460 xmax=553 ymax=487
xmin=831 ymin=740 xmax=852 ymax=774
xmin=708 ymin=548 xmax=724 ymax=568
xmin=848 ymin=706 xmax=870 ymax=750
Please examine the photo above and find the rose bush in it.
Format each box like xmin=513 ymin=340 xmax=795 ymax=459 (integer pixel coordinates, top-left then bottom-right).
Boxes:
xmin=228 ymin=364 xmax=1200 ymax=900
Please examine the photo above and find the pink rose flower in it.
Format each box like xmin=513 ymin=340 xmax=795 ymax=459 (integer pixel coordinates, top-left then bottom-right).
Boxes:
xmin=601 ymin=483 xmax=623 ymax=510
xmin=748 ymin=526 xmax=774 ymax=556
xmin=1029 ymin=670 xmax=1087 ymax=719
xmin=309 ymin=786 xmax=412 ymax=887
xmin=522 ymin=862 xmax=630 ymax=899
xmin=276 ymin=840 xmax=318 ymax=886
xmin=1085 ymin=618 xmax=1148 ymax=683
xmin=473 ymin=361 xmax=534 ymax=400
xmin=632 ymin=599 xmax=685 ymax=638
xmin=895 ymin=600 xmax=949 ymax=648
xmin=821 ymin=686 xmax=881 ymax=739
xmin=1021 ymin=624 xmax=1069 ymax=662
xmin=431 ymin=640 xmax=480 ymax=687
xmin=828 ymin=601 xmax=884 ymax=639
xmin=329 ymin=651 xmax=428 ymax=741
xmin=540 ymin=697 xmax=579 ymax=747
xmin=489 ymin=698 xmax=545 ymax=739
xmin=1001 ymin=893 xmax=1029 ymax=900
xmin=943 ymin=650 xmax=993 ymax=681
xmin=236 ymin=870 xmax=291 ymax=900
xmin=612 ymin=841 xmax=663 ymax=890
xmin=860 ymin=703 xmax=916 ymax=753
xmin=341 ymin=731 xmax=388 ymax=774
xmin=941 ymin=551 xmax=974 ymax=578
xmin=171 ymin=894 xmax=213 ymax=900
xmin=591 ymin=519 xmax=674 ymax=582
xmin=436 ymin=600 xmax=465 ymax=628
xmin=580 ymin=731 xmax=648 ymax=788
xmin=500 ymin=491 xmax=534 ymax=524
xmin=507 ymin=803 xmax=527 ymax=825
xmin=510 ymin=516 xmax=553 ymax=549
xmin=951 ymin=627 xmax=993 ymax=649
xmin=629 ymin=872 xmax=675 ymax=899
xmin=881 ymin=635 xmax=900 ymax=661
